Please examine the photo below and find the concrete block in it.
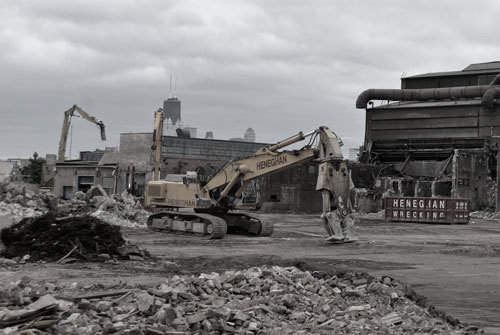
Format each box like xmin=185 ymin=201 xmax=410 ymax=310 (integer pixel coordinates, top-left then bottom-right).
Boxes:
xmin=187 ymin=312 xmax=206 ymax=324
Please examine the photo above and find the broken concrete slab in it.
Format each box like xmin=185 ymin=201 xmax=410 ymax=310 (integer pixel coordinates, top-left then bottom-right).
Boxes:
xmin=27 ymin=294 xmax=73 ymax=312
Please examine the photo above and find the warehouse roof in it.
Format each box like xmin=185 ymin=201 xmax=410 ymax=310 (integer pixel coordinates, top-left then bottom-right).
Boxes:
xmin=405 ymin=61 xmax=500 ymax=79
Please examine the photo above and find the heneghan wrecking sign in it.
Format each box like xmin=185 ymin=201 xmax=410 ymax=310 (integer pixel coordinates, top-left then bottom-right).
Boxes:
xmin=385 ymin=197 xmax=470 ymax=224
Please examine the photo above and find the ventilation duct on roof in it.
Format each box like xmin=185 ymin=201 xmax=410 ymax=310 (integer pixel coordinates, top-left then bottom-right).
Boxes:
xmin=356 ymin=72 xmax=500 ymax=109
xmin=355 ymin=86 xmax=493 ymax=109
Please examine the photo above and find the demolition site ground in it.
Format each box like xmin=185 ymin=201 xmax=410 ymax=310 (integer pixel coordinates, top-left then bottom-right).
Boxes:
xmin=2 ymin=214 xmax=500 ymax=334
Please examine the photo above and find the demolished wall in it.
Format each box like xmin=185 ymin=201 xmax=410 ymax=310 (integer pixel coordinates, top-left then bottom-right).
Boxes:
xmin=350 ymin=148 xmax=492 ymax=212
xmin=452 ymin=149 xmax=491 ymax=210
xmin=0 ymin=182 xmax=149 ymax=229
xmin=53 ymin=163 xmax=117 ymax=199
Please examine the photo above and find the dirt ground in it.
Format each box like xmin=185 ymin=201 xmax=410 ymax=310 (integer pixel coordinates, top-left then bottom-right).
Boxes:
xmin=2 ymin=214 xmax=500 ymax=334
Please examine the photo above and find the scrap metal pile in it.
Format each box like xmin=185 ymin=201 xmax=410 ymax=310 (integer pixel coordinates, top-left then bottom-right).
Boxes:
xmin=0 ymin=266 xmax=479 ymax=334
xmin=1 ymin=214 xmax=127 ymax=262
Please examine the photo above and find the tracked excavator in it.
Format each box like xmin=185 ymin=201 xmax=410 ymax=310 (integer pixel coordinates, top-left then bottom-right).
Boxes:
xmin=58 ymin=105 xmax=106 ymax=163
xmin=144 ymin=110 xmax=354 ymax=242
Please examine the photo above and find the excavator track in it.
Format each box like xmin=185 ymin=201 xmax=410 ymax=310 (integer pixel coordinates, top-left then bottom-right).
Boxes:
xmin=147 ymin=211 xmax=227 ymax=239
xmin=259 ymin=219 xmax=274 ymax=236
xmin=222 ymin=213 xmax=274 ymax=237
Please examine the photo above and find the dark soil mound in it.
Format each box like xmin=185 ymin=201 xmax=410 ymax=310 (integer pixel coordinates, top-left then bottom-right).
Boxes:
xmin=1 ymin=214 xmax=125 ymax=262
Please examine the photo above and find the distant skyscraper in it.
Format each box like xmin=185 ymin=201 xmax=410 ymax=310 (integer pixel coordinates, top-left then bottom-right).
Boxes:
xmin=349 ymin=147 xmax=359 ymax=161
xmin=163 ymin=97 xmax=181 ymax=125
xmin=244 ymin=128 xmax=256 ymax=142
xmin=184 ymin=127 xmax=197 ymax=138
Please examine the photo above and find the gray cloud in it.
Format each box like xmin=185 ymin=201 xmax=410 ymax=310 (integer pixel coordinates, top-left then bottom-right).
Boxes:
xmin=1 ymin=0 xmax=499 ymax=159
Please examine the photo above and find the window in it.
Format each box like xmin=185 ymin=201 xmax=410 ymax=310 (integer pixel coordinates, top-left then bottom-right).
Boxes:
xmin=62 ymin=186 xmax=73 ymax=200
xmin=78 ymin=176 xmax=94 ymax=192
xmin=270 ymin=194 xmax=279 ymax=202
xmin=478 ymin=74 xmax=498 ymax=85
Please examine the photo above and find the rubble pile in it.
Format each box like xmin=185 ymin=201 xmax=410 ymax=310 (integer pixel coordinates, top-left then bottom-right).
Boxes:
xmin=0 ymin=202 xmax=44 ymax=223
xmin=0 ymin=214 xmax=127 ymax=262
xmin=470 ymin=211 xmax=500 ymax=221
xmin=87 ymin=191 xmax=150 ymax=228
xmin=56 ymin=187 xmax=150 ymax=228
xmin=0 ymin=182 xmax=148 ymax=228
xmin=0 ymin=183 xmax=51 ymax=222
xmin=0 ymin=266 xmax=480 ymax=334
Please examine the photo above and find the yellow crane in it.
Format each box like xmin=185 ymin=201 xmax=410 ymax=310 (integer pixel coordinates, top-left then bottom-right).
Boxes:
xmin=57 ymin=105 xmax=106 ymax=163
xmin=151 ymin=108 xmax=164 ymax=181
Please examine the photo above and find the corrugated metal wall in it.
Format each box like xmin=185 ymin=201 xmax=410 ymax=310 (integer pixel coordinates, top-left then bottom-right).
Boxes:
xmin=366 ymin=101 xmax=500 ymax=143
xmin=163 ymin=136 xmax=266 ymax=161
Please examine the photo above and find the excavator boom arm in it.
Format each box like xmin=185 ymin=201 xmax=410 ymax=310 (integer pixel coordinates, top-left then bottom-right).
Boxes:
xmin=203 ymin=126 xmax=344 ymax=201
xmin=151 ymin=108 xmax=164 ymax=181
xmin=57 ymin=105 xmax=106 ymax=162
xmin=73 ymin=105 xmax=106 ymax=141
xmin=204 ymin=148 xmax=317 ymax=192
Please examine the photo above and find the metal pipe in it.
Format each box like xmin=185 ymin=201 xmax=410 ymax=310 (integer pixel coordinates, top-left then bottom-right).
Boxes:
xmin=219 ymin=171 xmax=242 ymax=199
xmin=490 ymin=73 xmax=500 ymax=86
xmin=356 ymin=85 xmax=492 ymax=109
xmin=234 ymin=180 xmax=251 ymax=199
xmin=481 ymin=86 xmax=500 ymax=108
xmin=268 ymin=132 xmax=305 ymax=152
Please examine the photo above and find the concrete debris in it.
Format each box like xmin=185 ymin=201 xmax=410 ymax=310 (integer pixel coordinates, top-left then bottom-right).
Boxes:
xmin=0 ymin=202 xmax=45 ymax=225
xmin=91 ymin=209 xmax=146 ymax=228
xmin=0 ymin=257 xmax=17 ymax=266
xmin=381 ymin=311 xmax=403 ymax=325
xmin=470 ymin=211 xmax=500 ymax=221
xmin=0 ymin=182 xmax=148 ymax=228
xmin=27 ymin=294 xmax=73 ymax=312
xmin=0 ymin=266 xmax=481 ymax=334
xmin=355 ymin=210 xmax=385 ymax=220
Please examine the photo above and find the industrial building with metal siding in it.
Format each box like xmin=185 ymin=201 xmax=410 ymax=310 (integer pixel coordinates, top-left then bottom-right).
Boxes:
xmin=355 ymin=61 xmax=500 ymax=211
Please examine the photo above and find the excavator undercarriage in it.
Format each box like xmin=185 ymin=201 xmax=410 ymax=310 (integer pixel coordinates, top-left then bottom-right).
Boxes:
xmin=146 ymin=211 xmax=273 ymax=239
xmin=147 ymin=211 xmax=228 ymax=239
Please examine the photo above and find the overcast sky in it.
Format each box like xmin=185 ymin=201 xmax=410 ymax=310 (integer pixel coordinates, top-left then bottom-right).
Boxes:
xmin=1 ymin=0 xmax=498 ymax=159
